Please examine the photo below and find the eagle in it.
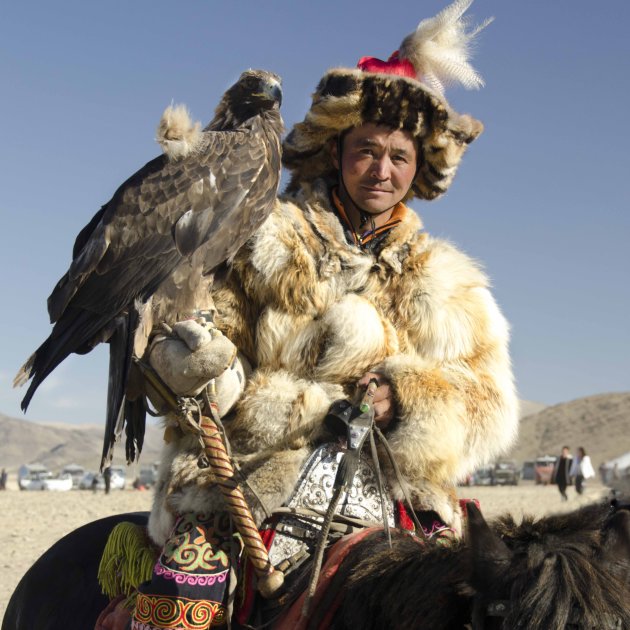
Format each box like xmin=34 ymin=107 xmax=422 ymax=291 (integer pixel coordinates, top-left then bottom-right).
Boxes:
xmin=14 ymin=69 xmax=283 ymax=467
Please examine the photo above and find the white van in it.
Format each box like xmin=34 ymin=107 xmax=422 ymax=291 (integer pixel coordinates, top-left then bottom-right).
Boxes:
xmin=61 ymin=464 xmax=85 ymax=489
xmin=18 ymin=463 xmax=52 ymax=490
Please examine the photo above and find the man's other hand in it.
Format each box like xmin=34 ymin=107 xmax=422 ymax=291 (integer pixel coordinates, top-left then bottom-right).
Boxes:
xmin=357 ymin=372 xmax=395 ymax=429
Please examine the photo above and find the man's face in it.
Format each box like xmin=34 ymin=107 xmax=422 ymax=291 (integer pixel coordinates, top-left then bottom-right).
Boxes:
xmin=562 ymin=448 xmax=570 ymax=457
xmin=331 ymin=123 xmax=418 ymax=214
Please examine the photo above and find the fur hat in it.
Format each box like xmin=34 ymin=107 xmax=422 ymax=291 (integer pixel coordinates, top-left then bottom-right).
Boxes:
xmin=283 ymin=0 xmax=490 ymax=201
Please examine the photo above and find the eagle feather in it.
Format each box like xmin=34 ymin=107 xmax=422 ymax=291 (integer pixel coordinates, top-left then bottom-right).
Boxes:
xmin=399 ymin=0 xmax=493 ymax=95
xmin=14 ymin=69 xmax=283 ymax=468
xmin=156 ymin=104 xmax=203 ymax=160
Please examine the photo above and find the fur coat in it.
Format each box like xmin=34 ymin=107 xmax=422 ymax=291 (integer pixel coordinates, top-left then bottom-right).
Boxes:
xmin=148 ymin=179 xmax=518 ymax=544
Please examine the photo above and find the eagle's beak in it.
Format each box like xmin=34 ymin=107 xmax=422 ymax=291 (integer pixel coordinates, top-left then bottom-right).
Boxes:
xmin=256 ymin=78 xmax=282 ymax=106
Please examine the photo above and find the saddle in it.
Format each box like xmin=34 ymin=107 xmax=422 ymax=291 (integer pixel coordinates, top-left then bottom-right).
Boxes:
xmin=235 ymin=438 xmax=402 ymax=627
xmin=97 ymin=374 xmax=466 ymax=629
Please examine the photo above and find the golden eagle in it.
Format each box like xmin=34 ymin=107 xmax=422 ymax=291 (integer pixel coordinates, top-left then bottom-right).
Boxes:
xmin=14 ymin=69 xmax=283 ymax=466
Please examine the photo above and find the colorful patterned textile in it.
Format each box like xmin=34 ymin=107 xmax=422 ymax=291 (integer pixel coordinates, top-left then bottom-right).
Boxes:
xmin=274 ymin=527 xmax=386 ymax=630
xmin=397 ymin=502 xmax=458 ymax=543
xmin=132 ymin=512 xmax=239 ymax=629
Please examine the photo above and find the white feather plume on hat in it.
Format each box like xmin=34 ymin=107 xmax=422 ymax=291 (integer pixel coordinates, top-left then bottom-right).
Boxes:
xmin=399 ymin=0 xmax=493 ymax=96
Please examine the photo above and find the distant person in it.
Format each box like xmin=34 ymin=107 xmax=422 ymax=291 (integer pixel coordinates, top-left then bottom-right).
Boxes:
xmin=552 ymin=446 xmax=572 ymax=501
xmin=570 ymin=446 xmax=595 ymax=495
xmin=0 ymin=468 xmax=7 ymax=490
xmin=103 ymin=467 xmax=112 ymax=495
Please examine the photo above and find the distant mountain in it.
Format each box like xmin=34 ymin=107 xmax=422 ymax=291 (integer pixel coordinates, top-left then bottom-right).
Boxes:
xmin=507 ymin=392 xmax=630 ymax=467
xmin=519 ymin=399 xmax=547 ymax=418
xmin=0 ymin=412 xmax=164 ymax=473
xmin=3 ymin=393 xmax=626 ymax=475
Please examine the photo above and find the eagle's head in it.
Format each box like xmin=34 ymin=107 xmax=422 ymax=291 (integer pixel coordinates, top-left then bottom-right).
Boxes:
xmin=213 ymin=69 xmax=282 ymax=130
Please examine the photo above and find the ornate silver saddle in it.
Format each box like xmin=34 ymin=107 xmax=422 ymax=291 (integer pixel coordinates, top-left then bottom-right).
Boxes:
xmin=266 ymin=442 xmax=395 ymax=568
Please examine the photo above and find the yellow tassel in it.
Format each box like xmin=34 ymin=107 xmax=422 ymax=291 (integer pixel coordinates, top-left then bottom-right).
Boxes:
xmin=97 ymin=522 xmax=158 ymax=598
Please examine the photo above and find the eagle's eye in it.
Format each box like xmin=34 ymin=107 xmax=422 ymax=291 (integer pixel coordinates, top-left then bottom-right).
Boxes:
xmin=244 ymin=76 xmax=258 ymax=90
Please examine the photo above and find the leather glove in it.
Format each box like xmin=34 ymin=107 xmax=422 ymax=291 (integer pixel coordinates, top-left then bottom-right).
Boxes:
xmin=147 ymin=319 xmax=237 ymax=397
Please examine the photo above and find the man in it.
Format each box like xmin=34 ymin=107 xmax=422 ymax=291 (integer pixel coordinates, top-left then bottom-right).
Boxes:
xmin=99 ymin=3 xmax=518 ymax=627
xmin=103 ymin=466 xmax=112 ymax=495
xmin=553 ymin=446 xmax=573 ymax=501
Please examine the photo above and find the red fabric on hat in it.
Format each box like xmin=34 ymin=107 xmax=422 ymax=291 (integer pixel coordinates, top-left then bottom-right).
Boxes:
xmin=357 ymin=51 xmax=416 ymax=78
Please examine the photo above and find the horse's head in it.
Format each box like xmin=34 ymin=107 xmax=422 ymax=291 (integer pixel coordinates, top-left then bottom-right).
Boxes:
xmin=467 ymin=501 xmax=630 ymax=629
xmin=601 ymin=498 xmax=630 ymax=588
xmin=466 ymin=502 xmax=514 ymax=629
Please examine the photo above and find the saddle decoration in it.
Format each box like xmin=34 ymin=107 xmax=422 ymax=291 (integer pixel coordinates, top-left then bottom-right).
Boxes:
xmin=135 ymin=320 xmax=462 ymax=620
xmin=98 ymin=520 xmax=159 ymax=600
xmin=265 ymin=441 xmax=396 ymax=570
xmin=136 ymin=330 xmax=286 ymax=599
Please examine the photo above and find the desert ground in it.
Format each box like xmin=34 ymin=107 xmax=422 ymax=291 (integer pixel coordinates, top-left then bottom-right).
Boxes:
xmin=0 ymin=478 xmax=612 ymax=619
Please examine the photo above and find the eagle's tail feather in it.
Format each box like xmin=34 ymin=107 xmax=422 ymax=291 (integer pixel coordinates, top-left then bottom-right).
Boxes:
xmin=101 ymin=307 xmax=144 ymax=469
xmin=124 ymin=398 xmax=147 ymax=465
xmin=16 ymin=307 xmax=116 ymax=411
xmin=18 ymin=335 xmax=75 ymax=412
xmin=13 ymin=354 xmax=35 ymax=389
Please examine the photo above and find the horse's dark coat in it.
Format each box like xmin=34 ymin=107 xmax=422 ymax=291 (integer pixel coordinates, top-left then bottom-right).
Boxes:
xmin=334 ymin=501 xmax=630 ymax=630
xmin=2 ymin=511 xmax=149 ymax=630
xmin=4 ymin=502 xmax=630 ymax=630
xmin=472 ymin=502 xmax=630 ymax=629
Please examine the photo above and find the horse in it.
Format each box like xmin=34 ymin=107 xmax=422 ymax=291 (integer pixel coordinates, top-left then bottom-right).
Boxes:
xmin=3 ymin=502 xmax=630 ymax=629
xmin=2 ymin=512 xmax=149 ymax=630
xmin=331 ymin=500 xmax=630 ymax=629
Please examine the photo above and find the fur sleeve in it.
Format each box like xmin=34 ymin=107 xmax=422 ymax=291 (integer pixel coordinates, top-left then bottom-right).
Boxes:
xmin=377 ymin=241 xmax=518 ymax=492
xmin=227 ymin=368 xmax=344 ymax=453
xmin=211 ymin=266 xmax=260 ymax=365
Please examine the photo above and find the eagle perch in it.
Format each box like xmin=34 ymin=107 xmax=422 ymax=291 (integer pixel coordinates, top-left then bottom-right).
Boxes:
xmin=14 ymin=69 xmax=283 ymax=467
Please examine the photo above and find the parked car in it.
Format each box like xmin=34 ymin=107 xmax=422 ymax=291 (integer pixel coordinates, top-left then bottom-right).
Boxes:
xmin=473 ymin=466 xmax=495 ymax=486
xmin=61 ymin=464 xmax=85 ymax=489
xmin=521 ymin=460 xmax=535 ymax=481
xmin=79 ymin=470 xmax=126 ymax=491
xmin=109 ymin=466 xmax=127 ymax=489
xmin=493 ymin=460 xmax=520 ymax=485
xmin=79 ymin=472 xmax=97 ymax=490
xmin=535 ymin=455 xmax=558 ymax=485
xmin=18 ymin=464 xmax=52 ymax=490
xmin=25 ymin=472 xmax=73 ymax=491
xmin=134 ymin=463 xmax=159 ymax=488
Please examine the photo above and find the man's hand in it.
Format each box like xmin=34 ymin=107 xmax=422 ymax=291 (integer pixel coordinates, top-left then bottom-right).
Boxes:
xmin=357 ymin=372 xmax=395 ymax=429
xmin=147 ymin=318 xmax=236 ymax=397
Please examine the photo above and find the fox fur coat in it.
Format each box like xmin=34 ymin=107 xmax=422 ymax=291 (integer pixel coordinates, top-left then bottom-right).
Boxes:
xmin=148 ymin=178 xmax=518 ymax=544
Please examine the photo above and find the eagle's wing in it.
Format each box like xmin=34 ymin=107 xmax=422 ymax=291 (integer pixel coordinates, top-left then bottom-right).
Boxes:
xmin=186 ymin=122 xmax=281 ymax=278
xmin=98 ymin=124 xmax=278 ymax=466
xmin=17 ymin=123 xmax=276 ymax=462
xmin=49 ymin=126 xmax=270 ymax=325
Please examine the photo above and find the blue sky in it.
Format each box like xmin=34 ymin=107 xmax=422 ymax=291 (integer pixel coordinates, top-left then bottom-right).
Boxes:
xmin=1 ymin=0 xmax=628 ymax=425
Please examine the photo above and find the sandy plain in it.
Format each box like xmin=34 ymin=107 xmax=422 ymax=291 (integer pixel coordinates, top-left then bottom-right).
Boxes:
xmin=0 ymin=479 xmax=612 ymax=619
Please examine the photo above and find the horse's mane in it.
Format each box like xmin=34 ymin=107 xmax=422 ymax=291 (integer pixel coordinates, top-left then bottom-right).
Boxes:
xmin=331 ymin=530 xmax=473 ymax=629
xmin=335 ymin=502 xmax=630 ymax=630
xmin=490 ymin=503 xmax=630 ymax=629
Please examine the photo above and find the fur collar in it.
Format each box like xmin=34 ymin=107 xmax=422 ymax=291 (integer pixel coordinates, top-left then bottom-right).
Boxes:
xmin=282 ymin=178 xmax=425 ymax=276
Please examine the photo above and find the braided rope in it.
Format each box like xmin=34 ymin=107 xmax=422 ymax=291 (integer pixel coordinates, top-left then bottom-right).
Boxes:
xmin=134 ymin=361 xmax=284 ymax=597
xmin=198 ymin=413 xmax=284 ymax=598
